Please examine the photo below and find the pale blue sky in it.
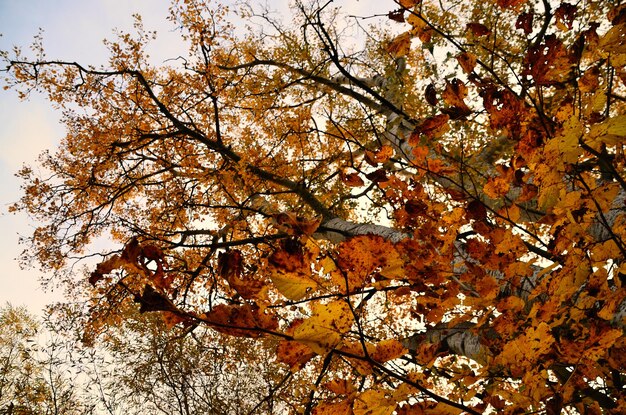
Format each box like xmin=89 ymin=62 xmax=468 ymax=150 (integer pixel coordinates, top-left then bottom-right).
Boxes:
xmin=0 ymin=0 xmax=390 ymax=313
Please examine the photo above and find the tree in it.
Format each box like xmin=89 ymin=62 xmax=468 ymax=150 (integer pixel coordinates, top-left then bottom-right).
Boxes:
xmin=67 ymin=307 xmax=289 ymax=415
xmin=0 ymin=304 xmax=88 ymax=415
xmin=2 ymin=0 xmax=626 ymax=413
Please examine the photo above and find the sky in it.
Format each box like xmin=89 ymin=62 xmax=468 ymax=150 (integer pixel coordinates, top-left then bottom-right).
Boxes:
xmin=0 ymin=0 xmax=390 ymax=314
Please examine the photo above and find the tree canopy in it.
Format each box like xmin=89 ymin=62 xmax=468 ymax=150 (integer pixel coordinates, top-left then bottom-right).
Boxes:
xmin=2 ymin=0 xmax=626 ymax=413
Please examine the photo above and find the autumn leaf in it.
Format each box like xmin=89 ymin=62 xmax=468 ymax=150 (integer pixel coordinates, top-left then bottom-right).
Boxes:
xmin=325 ymin=378 xmax=357 ymax=395
xmin=293 ymin=300 xmax=354 ymax=355
xmin=586 ymin=114 xmax=626 ymax=146
xmin=456 ymin=52 xmax=477 ymax=74
xmin=388 ymin=10 xmax=405 ymax=23
xmin=386 ymin=32 xmax=412 ymax=57
xmin=424 ymin=83 xmax=438 ymax=106
xmin=89 ymin=254 xmax=123 ymax=285
xmin=276 ymin=339 xmax=316 ymax=371
xmin=270 ymin=270 xmax=317 ymax=301
xmin=353 ymin=390 xmax=396 ymax=415
xmin=555 ymin=3 xmax=577 ymax=31
xmin=365 ymin=145 xmax=394 ymax=165
xmin=313 ymin=401 xmax=353 ymax=415
xmin=371 ymin=339 xmax=407 ymax=363
xmin=203 ymin=303 xmax=278 ymax=338
xmin=134 ymin=284 xmax=178 ymax=314
xmin=416 ymin=114 xmax=450 ymax=138
xmin=342 ymin=171 xmax=365 ymax=187
xmin=441 ymin=79 xmax=472 ymax=118
xmin=466 ymin=22 xmax=491 ymax=37
xmin=336 ymin=235 xmax=404 ymax=291
xmin=268 ymin=239 xmax=319 ymax=300
xmin=515 ymin=12 xmax=534 ymax=34
xmin=523 ymin=35 xmax=573 ymax=86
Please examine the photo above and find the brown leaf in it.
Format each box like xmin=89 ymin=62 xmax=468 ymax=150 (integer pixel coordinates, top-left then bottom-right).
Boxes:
xmin=399 ymin=0 xmax=420 ymax=8
xmin=120 ymin=237 xmax=141 ymax=263
xmin=441 ymin=79 xmax=472 ymax=118
xmin=217 ymin=250 xmax=244 ymax=280
xmin=135 ymin=284 xmax=178 ymax=313
xmin=366 ymin=169 xmax=388 ymax=183
xmin=277 ymin=339 xmax=316 ymax=371
xmin=425 ymin=83 xmax=438 ymax=106
xmin=497 ymin=0 xmax=527 ymax=9
xmin=341 ymin=171 xmax=365 ymax=187
xmin=273 ymin=212 xmax=322 ymax=236
xmin=417 ymin=114 xmax=450 ymax=138
xmin=466 ymin=200 xmax=487 ymax=221
xmin=388 ymin=10 xmax=405 ymax=23
xmin=89 ymin=254 xmax=122 ymax=285
xmin=141 ymin=243 xmax=164 ymax=262
xmin=441 ymin=79 xmax=468 ymax=107
xmin=466 ymin=22 xmax=491 ymax=37
xmin=523 ymin=35 xmax=574 ymax=86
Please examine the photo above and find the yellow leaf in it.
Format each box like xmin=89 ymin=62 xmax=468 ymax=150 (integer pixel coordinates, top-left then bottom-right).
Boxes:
xmin=353 ymin=390 xmax=396 ymax=415
xmin=587 ymin=115 xmax=626 ymax=146
xmin=424 ymin=402 xmax=464 ymax=415
xmin=324 ymin=378 xmax=356 ymax=395
xmin=599 ymin=23 xmax=626 ymax=55
xmin=313 ymin=401 xmax=352 ymax=415
xmin=293 ymin=300 xmax=354 ymax=355
xmin=270 ymin=270 xmax=317 ymax=300
xmin=496 ymin=322 xmax=555 ymax=373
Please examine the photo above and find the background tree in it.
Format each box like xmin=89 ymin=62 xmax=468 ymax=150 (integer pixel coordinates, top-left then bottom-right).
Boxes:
xmin=67 ymin=308 xmax=289 ymax=415
xmin=0 ymin=304 xmax=88 ymax=415
xmin=2 ymin=0 xmax=626 ymax=413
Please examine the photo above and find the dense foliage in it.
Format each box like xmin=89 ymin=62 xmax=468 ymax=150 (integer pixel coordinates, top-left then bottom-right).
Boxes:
xmin=2 ymin=0 xmax=626 ymax=413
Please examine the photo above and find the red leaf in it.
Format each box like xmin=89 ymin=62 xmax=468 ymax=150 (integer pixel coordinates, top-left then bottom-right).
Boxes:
xmin=497 ymin=0 xmax=527 ymax=9
xmin=516 ymin=12 xmax=534 ymax=34
xmin=555 ymin=3 xmax=577 ymax=31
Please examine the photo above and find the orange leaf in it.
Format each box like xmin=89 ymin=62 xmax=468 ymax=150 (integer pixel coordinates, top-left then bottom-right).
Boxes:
xmin=276 ymin=339 xmax=316 ymax=371
xmin=386 ymin=32 xmax=412 ymax=57
xmin=203 ymin=303 xmax=278 ymax=338
xmin=371 ymin=339 xmax=407 ymax=363
xmin=456 ymin=52 xmax=477 ymax=74
xmin=342 ymin=171 xmax=365 ymax=187
xmin=417 ymin=114 xmax=450 ymax=138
